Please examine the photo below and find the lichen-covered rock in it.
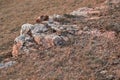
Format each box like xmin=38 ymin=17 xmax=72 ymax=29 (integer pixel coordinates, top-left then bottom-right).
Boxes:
xmin=14 ymin=35 xmax=26 ymax=45
xmin=20 ymin=23 xmax=34 ymax=35
xmin=32 ymin=24 xmax=48 ymax=34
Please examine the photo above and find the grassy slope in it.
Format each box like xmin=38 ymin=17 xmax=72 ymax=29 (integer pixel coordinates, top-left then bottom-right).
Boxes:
xmin=0 ymin=0 xmax=120 ymax=80
xmin=0 ymin=0 xmax=104 ymax=53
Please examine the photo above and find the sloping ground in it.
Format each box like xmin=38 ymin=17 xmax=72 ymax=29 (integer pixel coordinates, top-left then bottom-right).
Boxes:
xmin=0 ymin=0 xmax=120 ymax=80
xmin=0 ymin=0 xmax=104 ymax=53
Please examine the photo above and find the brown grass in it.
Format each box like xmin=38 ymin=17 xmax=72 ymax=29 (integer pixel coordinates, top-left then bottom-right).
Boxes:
xmin=0 ymin=0 xmax=120 ymax=80
xmin=0 ymin=0 xmax=105 ymax=53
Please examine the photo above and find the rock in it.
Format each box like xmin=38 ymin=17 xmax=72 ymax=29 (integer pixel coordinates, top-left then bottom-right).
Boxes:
xmin=25 ymin=35 xmax=34 ymax=42
xmin=13 ymin=34 xmax=33 ymax=57
xmin=22 ymin=47 xmax=30 ymax=54
xmin=49 ymin=14 xmax=63 ymax=24
xmin=70 ymin=7 xmax=93 ymax=17
xmin=20 ymin=23 xmax=34 ymax=35
xmin=36 ymin=15 xmax=49 ymax=23
xmin=106 ymin=75 xmax=115 ymax=80
xmin=35 ymin=34 xmax=68 ymax=48
xmin=12 ymin=13 xmax=78 ymax=56
xmin=53 ymin=35 xmax=65 ymax=46
xmin=14 ymin=34 xmax=26 ymax=44
xmin=33 ymin=34 xmax=65 ymax=48
xmin=48 ymin=15 xmax=56 ymax=24
xmin=0 ymin=61 xmax=16 ymax=69
xmin=12 ymin=42 xmax=23 ymax=57
xmin=100 ymin=70 xmax=108 ymax=74
xmin=33 ymin=33 xmax=45 ymax=45
xmin=52 ymin=14 xmax=63 ymax=19
xmin=32 ymin=23 xmax=48 ymax=34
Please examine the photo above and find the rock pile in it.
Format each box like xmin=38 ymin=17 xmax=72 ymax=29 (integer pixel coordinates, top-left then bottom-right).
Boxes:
xmin=12 ymin=0 xmax=118 ymax=57
xmin=12 ymin=15 xmax=78 ymax=57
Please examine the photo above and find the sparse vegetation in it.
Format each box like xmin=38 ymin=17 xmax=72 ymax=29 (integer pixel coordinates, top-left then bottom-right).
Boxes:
xmin=0 ymin=0 xmax=120 ymax=80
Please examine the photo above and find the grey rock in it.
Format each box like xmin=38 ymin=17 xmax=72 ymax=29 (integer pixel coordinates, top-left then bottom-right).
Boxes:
xmin=14 ymin=34 xmax=26 ymax=44
xmin=32 ymin=24 xmax=48 ymax=34
xmin=20 ymin=23 xmax=34 ymax=35
xmin=0 ymin=61 xmax=16 ymax=69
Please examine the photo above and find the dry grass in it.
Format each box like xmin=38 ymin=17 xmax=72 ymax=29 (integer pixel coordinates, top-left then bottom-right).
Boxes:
xmin=0 ymin=0 xmax=120 ymax=80
xmin=0 ymin=0 xmax=105 ymax=53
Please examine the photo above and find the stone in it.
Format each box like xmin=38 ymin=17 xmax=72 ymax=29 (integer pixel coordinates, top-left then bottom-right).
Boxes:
xmin=100 ymin=70 xmax=108 ymax=74
xmin=53 ymin=35 xmax=65 ymax=46
xmin=14 ymin=35 xmax=26 ymax=44
xmin=32 ymin=23 xmax=48 ymax=34
xmin=20 ymin=23 xmax=34 ymax=35
xmin=70 ymin=7 xmax=93 ymax=17
xmin=33 ymin=33 xmax=45 ymax=45
xmin=12 ymin=40 xmax=24 ymax=57
xmin=52 ymin=14 xmax=63 ymax=19
xmin=0 ymin=61 xmax=16 ymax=69
xmin=12 ymin=34 xmax=33 ymax=57
xmin=106 ymin=75 xmax=115 ymax=80
xmin=34 ymin=34 xmax=67 ymax=48
xmin=12 ymin=13 xmax=78 ymax=56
